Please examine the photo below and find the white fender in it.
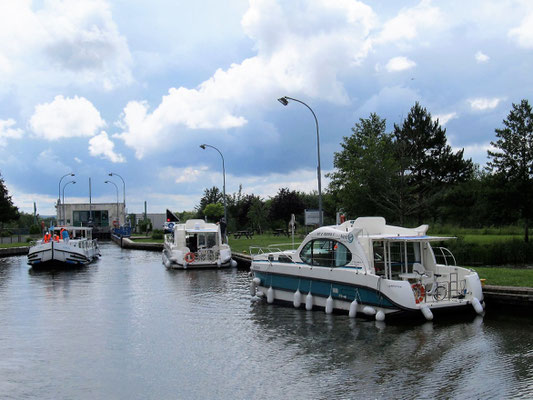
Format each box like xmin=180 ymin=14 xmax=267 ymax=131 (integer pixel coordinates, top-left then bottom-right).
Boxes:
xmin=293 ymin=289 xmax=302 ymax=308
xmin=267 ymin=287 xmax=274 ymax=304
xmin=305 ymin=293 xmax=313 ymax=310
xmin=375 ymin=310 xmax=385 ymax=321
xmin=362 ymin=306 xmax=376 ymax=316
xmin=231 ymin=259 xmax=238 ymax=268
xmin=325 ymin=295 xmax=333 ymax=314
xmin=252 ymin=277 xmax=261 ymax=286
xmin=349 ymin=300 xmax=358 ymax=318
xmin=472 ymin=297 xmax=483 ymax=314
xmin=421 ymin=305 xmax=433 ymax=321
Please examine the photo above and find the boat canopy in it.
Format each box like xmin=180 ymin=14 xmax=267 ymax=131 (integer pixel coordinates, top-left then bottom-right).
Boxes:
xmin=378 ymin=235 xmax=455 ymax=242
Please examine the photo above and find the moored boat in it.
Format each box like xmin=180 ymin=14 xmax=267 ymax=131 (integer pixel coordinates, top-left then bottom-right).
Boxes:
xmin=249 ymin=217 xmax=484 ymax=322
xmin=27 ymin=226 xmax=101 ymax=268
xmin=162 ymin=219 xmax=237 ymax=269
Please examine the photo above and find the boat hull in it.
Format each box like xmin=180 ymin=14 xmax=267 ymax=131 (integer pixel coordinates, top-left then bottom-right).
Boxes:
xmin=251 ymin=266 xmax=484 ymax=321
xmin=162 ymin=248 xmax=235 ymax=269
xmin=27 ymin=241 xmax=99 ymax=268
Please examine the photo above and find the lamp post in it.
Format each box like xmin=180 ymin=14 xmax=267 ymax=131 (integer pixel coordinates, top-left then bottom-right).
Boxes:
xmin=108 ymin=172 xmax=125 ymax=225
xmin=105 ymin=180 xmax=119 ymax=227
xmin=62 ymin=180 xmax=76 ymax=224
xmin=278 ymin=96 xmax=323 ymax=226
xmin=200 ymin=143 xmax=227 ymax=229
xmin=58 ymin=172 xmax=75 ymax=225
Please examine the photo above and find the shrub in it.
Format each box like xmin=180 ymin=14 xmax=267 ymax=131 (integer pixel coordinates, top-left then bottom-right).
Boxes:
xmin=29 ymin=225 xmax=41 ymax=234
xmin=152 ymin=230 xmax=163 ymax=240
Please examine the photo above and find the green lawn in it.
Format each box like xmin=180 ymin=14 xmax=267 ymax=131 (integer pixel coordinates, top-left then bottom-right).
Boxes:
xmin=0 ymin=242 xmax=30 ymax=248
xmin=473 ymin=266 xmax=533 ymax=287
xmin=228 ymin=233 xmax=303 ymax=254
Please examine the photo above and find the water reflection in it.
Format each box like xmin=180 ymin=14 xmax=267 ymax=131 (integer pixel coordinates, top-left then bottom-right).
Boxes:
xmin=0 ymin=245 xmax=531 ymax=399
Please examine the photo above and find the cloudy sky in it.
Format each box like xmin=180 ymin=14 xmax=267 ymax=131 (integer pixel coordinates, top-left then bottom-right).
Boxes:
xmin=1 ymin=0 xmax=533 ymax=215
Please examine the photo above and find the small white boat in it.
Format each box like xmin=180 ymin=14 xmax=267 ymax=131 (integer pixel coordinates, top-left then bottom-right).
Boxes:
xmin=27 ymin=226 xmax=100 ymax=268
xmin=162 ymin=219 xmax=237 ymax=269
xmin=250 ymin=217 xmax=484 ymax=322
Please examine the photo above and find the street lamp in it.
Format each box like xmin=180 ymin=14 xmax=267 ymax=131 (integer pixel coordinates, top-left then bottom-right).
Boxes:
xmin=62 ymin=180 xmax=76 ymax=224
xmin=105 ymin=180 xmax=119 ymax=227
xmin=200 ymin=143 xmax=227 ymax=232
xmin=108 ymin=172 xmax=125 ymax=224
xmin=278 ymin=96 xmax=323 ymax=226
xmin=58 ymin=172 xmax=75 ymax=225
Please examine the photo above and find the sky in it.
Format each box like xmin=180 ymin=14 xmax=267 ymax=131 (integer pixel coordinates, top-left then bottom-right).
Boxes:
xmin=1 ymin=0 xmax=533 ymax=215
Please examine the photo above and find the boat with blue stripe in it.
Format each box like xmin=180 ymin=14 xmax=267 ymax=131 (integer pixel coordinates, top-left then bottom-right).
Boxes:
xmin=250 ymin=217 xmax=485 ymax=322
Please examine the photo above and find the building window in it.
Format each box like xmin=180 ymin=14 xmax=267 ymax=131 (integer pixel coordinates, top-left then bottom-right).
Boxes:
xmin=73 ymin=210 xmax=109 ymax=227
xmin=300 ymin=239 xmax=352 ymax=267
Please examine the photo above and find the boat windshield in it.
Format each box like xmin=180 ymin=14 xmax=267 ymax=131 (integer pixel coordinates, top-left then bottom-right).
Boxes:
xmin=300 ymin=239 xmax=352 ymax=267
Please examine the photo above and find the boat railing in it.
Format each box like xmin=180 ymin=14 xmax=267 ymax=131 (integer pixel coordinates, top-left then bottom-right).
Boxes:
xmin=434 ymin=247 xmax=457 ymax=266
xmin=194 ymin=248 xmax=219 ymax=263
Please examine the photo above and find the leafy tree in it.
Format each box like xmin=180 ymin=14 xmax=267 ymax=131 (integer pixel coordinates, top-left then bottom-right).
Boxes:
xmin=203 ymin=203 xmax=224 ymax=222
xmin=487 ymin=99 xmax=533 ymax=241
xmin=0 ymin=172 xmax=19 ymax=229
xmin=247 ymin=197 xmax=269 ymax=234
xmin=393 ymin=102 xmax=474 ymax=223
xmin=328 ymin=113 xmax=398 ymax=220
xmin=269 ymin=188 xmax=305 ymax=226
xmin=195 ymin=186 xmax=223 ymax=218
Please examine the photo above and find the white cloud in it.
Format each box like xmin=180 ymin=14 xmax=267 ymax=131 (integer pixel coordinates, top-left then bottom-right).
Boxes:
xmin=0 ymin=119 xmax=23 ymax=147
xmin=375 ymin=0 xmax=444 ymax=44
xmin=116 ymin=0 xmax=378 ymax=159
xmin=385 ymin=56 xmax=416 ymax=72
xmin=159 ymin=165 xmax=210 ymax=184
xmin=475 ymin=51 xmax=489 ymax=63
xmin=468 ymin=97 xmax=504 ymax=111
xmin=30 ymin=95 xmax=105 ymax=140
xmin=433 ymin=112 xmax=458 ymax=126
xmin=88 ymin=131 xmax=125 ymax=163
xmin=508 ymin=12 xmax=533 ymax=49
xmin=0 ymin=0 xmax=132 ymax=91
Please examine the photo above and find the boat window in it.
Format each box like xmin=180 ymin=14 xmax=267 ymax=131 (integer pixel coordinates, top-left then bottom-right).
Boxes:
xmin=206 ymin=233 xmax=217 ymax=248
xmin=300 ymin=239 xmax=352 ymax=267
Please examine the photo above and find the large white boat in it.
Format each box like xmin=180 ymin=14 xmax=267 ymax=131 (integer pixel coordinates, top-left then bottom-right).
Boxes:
xmin=27 ymin=226 xmax=101 ymax=268
xmin=250 ymin=217 xmax=484 ymax=321
xmin=162 ymin=219 xmax=237 ymax=269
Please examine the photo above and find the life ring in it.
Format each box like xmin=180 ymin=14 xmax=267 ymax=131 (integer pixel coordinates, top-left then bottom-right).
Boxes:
xmin=184 ymin=252 xmax=195 ymax=263
xmin=411 ymin=283 xmax=425 ymax=304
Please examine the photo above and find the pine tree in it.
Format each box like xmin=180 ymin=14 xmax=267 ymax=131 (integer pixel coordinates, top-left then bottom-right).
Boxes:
xmin=394 ymin=102 xmax=474 ymax=223
xmin=487 ymin=99 xmax=533 ymax=242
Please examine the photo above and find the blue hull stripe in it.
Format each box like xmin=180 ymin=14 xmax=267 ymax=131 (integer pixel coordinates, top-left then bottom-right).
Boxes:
xmin=254 ymin=271 xmax=396 ymax=309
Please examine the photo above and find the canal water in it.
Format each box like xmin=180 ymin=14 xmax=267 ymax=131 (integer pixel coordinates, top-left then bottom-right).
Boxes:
xmin=1 ymin=243 xmax=531 ymax=400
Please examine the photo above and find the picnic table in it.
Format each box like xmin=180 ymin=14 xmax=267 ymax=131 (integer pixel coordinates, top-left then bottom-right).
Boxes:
xmin=273 ymin=229 xmax=289 ymax=237
xmin=233 ymin=230 xmax=254 ymax=239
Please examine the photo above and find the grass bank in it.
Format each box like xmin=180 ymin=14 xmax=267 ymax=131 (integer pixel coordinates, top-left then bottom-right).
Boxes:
xmin=474 ymin=266 xmax=533 ymax=287
xmin=0 ymin=242 xmax=30 ymax=248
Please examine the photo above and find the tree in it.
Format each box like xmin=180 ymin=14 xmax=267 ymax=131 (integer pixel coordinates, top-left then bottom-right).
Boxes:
xmin=269 ymin=188 xmax=305 ymax=226
xmin=195 ymin=186 xmax=223 ymax=218
xmin=393 ymin=102 xmax=474 ymax=223
xmin=487 ymin=99 xmax=533 ymax=241
xmin=328 ymin=113 xmax=399 ymax=220
xmin=247 ymin=197 xmax=269 ymax=234
xmin=203 ymin=203 xmax=224 ymax=222
xmin=0 ymin=172 xmax=19 ymax=229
